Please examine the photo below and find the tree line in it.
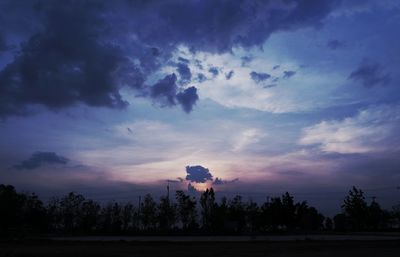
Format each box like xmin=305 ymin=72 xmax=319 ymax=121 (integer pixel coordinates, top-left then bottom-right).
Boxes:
xmin=1 ymin=184 xmax=399 ymax=236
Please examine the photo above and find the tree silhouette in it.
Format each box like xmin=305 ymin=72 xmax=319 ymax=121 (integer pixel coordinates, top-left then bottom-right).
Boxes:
xmin=80 ymin=199 xmax=101 ymax=233
xmin=333 ymin=213 xmax=347 ymax=231
xmin=324 ymin=217 xmax=333 ymax=230
xmin=227 ymin=195 xmax=246 ymax=233
xmin=0 ymin=184 xmax=398 ymax=236
xmin=0 ymin=185 xmax=19 ymax=234
xmin=175 ymin=190 xmax=197 ymax=230
xmin=342 ymin=186 xmax=368 ymax=230
xmin=245 ymin=200 xmax=260 ymax=233
xmin=199 ymin=188 xmax=217 ymax=231
xmin=157 ymin=196 xmax=177 ymax=231
xmin=281 ymin=192 xmax=296 ymax=230
xmin=140 ymin=194 xmax=157 ymax=231
xmin=366 ymin=199 xmax=388 ymax=230
xmin=121 ymin=203 xmax=136 ymax=232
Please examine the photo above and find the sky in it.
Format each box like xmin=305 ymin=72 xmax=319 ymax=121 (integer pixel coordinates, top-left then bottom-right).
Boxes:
xmin=1 ymin=0 xmax=400 ymax=215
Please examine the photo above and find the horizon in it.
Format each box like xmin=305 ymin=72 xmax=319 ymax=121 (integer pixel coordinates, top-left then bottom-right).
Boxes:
xmin=1 ymin=0 xmax=400 ymax=217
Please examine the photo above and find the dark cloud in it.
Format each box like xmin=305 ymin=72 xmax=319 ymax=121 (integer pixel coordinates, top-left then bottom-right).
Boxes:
xmin=225 ymin=70 xmax=234 ymax=80
xmin=176 ymin=86 xmax=199 ymax=113
xmin=273 ymin=65 xmax=280 ymax=70
xmin=150 ymin=74 xmax=198 ymax=112
xmin=127 ymin=127 xmax=133 ymax=134
xmin=348 ymin=62 xmax=390 ymax=88
xmin=280 ymin=170 xmax=305 ymax=177
xmin=176 ymin=62 xmax=192 ymax=85
xmin=0 ymin=0 xmax=342 ymax=117
xmin=194 ymin=60 xmax=203 ymax=70
xmin=208 ymin=67 xmax=219 ymax=76
xmin=241 ymin=55 xmax=253 ymax=66
xmin=185 ymin=165 xmax=213 ymax=183
xmin=263 ymin=84 xmax=277 ymax=89
xmin=327 ymin=39 xmax=346 ymax=50
xmin=0 ymin=33 xmax=9 ymax=52
xmin=150 ymin=74 xmax=179 ymax=107
xmin=14 ymin=152 xmax=69 ymax=170
xmin=126 ymin=0 xmax=340 ymax=53
xmin=0 ymin=1 xmax=137 ymax=117
xmin=177 ymin=57 xmax=189 ymax=64
xmin=283 ymin=70 xmax=296 ymax=79
xmin=213 ymin=177 xmax=239 ymax=185
xmin=197 ymin=73 xmax=207 ymax=83
xmin=250 ymin=71 xmax=271 ymax=83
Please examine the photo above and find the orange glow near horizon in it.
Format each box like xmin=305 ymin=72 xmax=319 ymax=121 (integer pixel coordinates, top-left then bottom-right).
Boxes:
xmin=191 ymin=181 xmax=213 ymax=192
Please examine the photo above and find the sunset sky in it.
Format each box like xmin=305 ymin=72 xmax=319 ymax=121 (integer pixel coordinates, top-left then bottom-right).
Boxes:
xmin=1 ymin=0 xmax=400 ymax=215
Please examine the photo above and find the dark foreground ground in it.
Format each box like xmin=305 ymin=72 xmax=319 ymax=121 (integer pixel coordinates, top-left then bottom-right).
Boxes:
xmin=1 ymin=239 xmax=400 ymax=257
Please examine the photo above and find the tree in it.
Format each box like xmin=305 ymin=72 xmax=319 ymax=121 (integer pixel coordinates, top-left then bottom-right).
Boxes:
xmin=20 ymin=193 xmax=47 ymax=233
xmin=342 ymin=186 xmax=368 ymax=230
xmin=295 ymin=203 xmax=324 ymax=231
xmin=366 ymin=199 xmax=388 ymax=230
xmin=80 ymin=199 xmax=100 ymax=233
xmin=140 ymin=194 xmax=157 ymax=230
xmin=0 ymin=185 xmax=19 ymax=234
xmin=157 ymin=196 xmax=176 ymax=231
xmin=324 ymin=217 xmax=333 ymax=230
xmin=281 ymin=192 xmax=296 ymax=230
xmin=333 ymin=213 xmax=348 ymax=231
xmin=245 ymin=200 xmax=260 ymax=233
xmin=261 ymin=197 xmax=283 ymax=231
xmin=199 ymin=188 xmax=216 ymax=231
xmin=175 ymin=190 xmax=197 ymax=230
xmin=0 ymin=185 xmax=47 ymax=235
xmin=121 ymin=203 xmax=135 ymax=232
xmin=59 ymin=192 xmax=86 ymax=232
xmin=227 ymin=195 xmax=246 ymax=233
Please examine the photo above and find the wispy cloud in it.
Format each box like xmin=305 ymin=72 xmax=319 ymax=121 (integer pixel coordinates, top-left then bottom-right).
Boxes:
xmin=299 ymin=104 xmax=400 ymax=154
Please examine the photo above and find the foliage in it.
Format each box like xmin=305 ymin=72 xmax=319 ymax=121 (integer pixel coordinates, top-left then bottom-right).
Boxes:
xmin=1 ymin=184 xmax=399 ymax=237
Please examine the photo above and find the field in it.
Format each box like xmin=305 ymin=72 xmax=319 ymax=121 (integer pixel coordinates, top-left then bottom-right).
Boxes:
xmin=1 ymin=237 xmax=400 ymax=257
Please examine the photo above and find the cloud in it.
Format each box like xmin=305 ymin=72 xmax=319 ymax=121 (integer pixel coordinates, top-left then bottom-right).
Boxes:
xmin=213 ymin=177 xmax=239 ymax=185
xmin=197 ymin=73 xmax=207 ymax=83
xmin=273 ymin=65 xmax=280 ymax=70
xmin=0 ymin=0 xmax=342 ymax=117
xmin=0 ymin=1 xmax=137 ymax=117
xmin=150 ymin=74 xmax=179 ymax=107
xmin=283 ymin=70 xmax=296 ymax=79
xmin=126 ymin=0 xmax=339 ymax=53
xmin=185 ymin=165 xmax=213 ymax=183
xmin=14 ymin=152 xmax=69 ymax=170
xmin=299 ymin=104 xmax=400 ymax=154
xmin=208 ymin=67 xmax=219 ymax=76
xmin=0 ymin=33 xmax=9 ymax=52
xmin=327 ymin=39 xmax=346 ymax=50
xmin=225 ymin=70 xmax=234 ymax=80
xmin=233 ymin=128 xmax=267 ymax=152
xmin=167 ymin=179 xmax=182 ymax=184
xmin=150 ymin=74 xmax=198 ymax=111
xmin=250 ymin=71 xmax=271 ymax=83
xmin=176 ymin=62 xmax=192 ymax=85
xmin=263 ymin=84 xmax=277 ymax=89
xmin=176 ymin=86 xmax=199 ymax=113
xmin=241 ymin=55 xmax=253 ymax=66
xmin=348 ymin=62 xmax=390 ymax=88
xmin=177 ymin=57 xmax=189 ymax=64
